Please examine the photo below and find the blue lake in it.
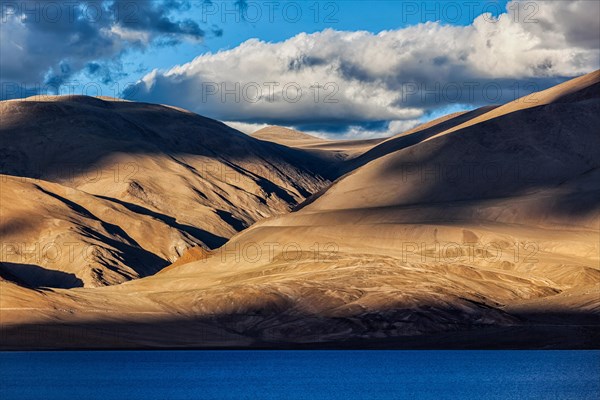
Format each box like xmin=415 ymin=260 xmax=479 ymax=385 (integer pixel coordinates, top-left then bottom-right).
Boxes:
xmin=0 ymin=350 xmax=598 ymax=399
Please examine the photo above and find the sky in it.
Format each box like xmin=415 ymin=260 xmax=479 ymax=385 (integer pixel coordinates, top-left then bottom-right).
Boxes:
xmin=1 ymin=0 xmax=599 ymax=138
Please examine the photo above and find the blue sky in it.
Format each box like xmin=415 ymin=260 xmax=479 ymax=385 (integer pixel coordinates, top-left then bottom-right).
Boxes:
xmin=1 ymin=0 xmax=598 ymax=138
xmin=165 ymin=1 xmax=510 ymax=54
xmin=106 ymin=0 xmax=511 ymax=94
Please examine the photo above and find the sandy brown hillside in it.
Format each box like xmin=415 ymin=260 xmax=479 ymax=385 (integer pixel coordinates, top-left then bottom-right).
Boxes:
xmin=1 ymin=72 xmax=599 ymax=349
xmin=0 ymin=96 xmax=335 ymax=287
xmin=253 ymin=125 xmax=384 ymax=163
xmin=0 ymin=176 xmax=205 ymax=287
xmin=145 ymin=71 xmax=600 ymax=347
xmin=308 ymin=70 xmax=600 ymax=215
xmin=341 ymin=71 xmax=600 ymax=174
xmin=252 ymin=126 xmax=325 ymax=145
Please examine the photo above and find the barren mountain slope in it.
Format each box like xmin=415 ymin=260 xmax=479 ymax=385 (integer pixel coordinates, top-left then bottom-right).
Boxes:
xmin=1 ymin=72 xmax=598 ymax=349
xmin=308 ymin=70 xmax=600 ymax=214
xmin=0 ymin=175 xmax=209 ymax=287
xmin=0 ymin=96 xmax=335 ymax=287
xmin=252 ymin=126 xmax=326 ymax=146
xmin=252 ymin=125 xmax=384 ymax=163
xmin=146 ymin=71 xmax=600 ymax=346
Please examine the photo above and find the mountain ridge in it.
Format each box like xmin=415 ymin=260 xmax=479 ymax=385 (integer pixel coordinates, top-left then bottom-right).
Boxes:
xmin=1 ymin=71 xmax=599 ymax=348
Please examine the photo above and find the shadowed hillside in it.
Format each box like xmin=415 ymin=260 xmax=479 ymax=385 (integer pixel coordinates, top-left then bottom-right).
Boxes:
xmin=0 ymin=96 xmax=337 ymax=287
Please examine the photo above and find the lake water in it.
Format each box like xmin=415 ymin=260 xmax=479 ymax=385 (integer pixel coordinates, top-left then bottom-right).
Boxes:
xmin=0 ymin=351 xmax=598 ymax=399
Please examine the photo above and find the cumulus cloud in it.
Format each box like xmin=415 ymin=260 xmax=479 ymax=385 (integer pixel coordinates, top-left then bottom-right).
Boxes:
xmin=126 ymin=0 xmax=599 ymax=138
xmin=0 ymin=0 xmax=211 ymax=96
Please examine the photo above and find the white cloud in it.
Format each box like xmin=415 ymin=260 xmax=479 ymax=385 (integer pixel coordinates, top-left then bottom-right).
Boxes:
xmin=126 ymin=1 xmax=599 ymax=137
xmin=0 ymin=0 xmax=208 ymax=96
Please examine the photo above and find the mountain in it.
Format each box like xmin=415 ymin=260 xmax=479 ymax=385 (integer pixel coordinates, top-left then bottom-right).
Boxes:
xmin=252 ymin=125 xmax=384 ymax=169
xmin=252 ymin=126 xmax=325 ymax=145
xmin=308 ymin=71 xmax=600 ymax=215
xmin=1 ymin=71 xmax=599 ymax=349
xmin=0 ymin=96 xmax=334 ymax=287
